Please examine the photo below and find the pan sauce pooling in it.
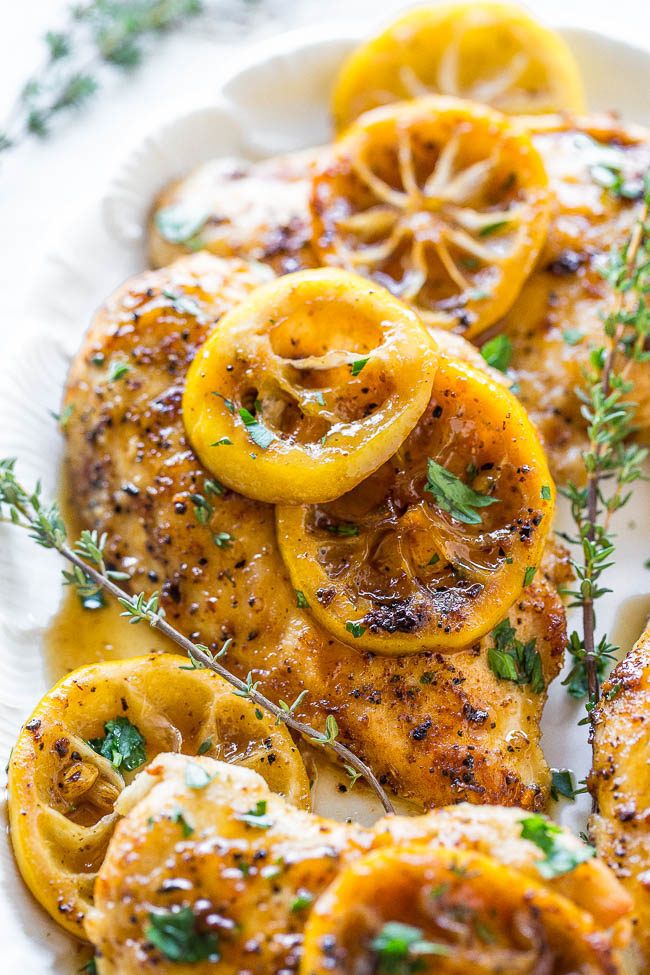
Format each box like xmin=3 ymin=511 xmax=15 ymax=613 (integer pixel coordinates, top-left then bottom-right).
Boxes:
xmin=63 ymin=253 xmax=566 ymax=810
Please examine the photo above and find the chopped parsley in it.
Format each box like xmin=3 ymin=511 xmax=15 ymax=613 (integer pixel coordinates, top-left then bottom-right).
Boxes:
xmin=197 ymin=737 xmax=212 ymax=755
xmin=155 ymin=204 xmax=210 ymax=245
xmin=236 ymin=799 xmax=273 ymax=829
xmin=478 ymin=219 xmax=510 ymax=237
xmin=239 ymin=406 xmax=275 ymax=450
xmin=290 ymin=890 xmax=314 ymax=913
xmin=212 ymin=391 xmax=234 ymax=414
xmin=325 ymin=521 xmax=359 ymax=537
xmin=424 ymin=459 xmax=498 ymax=525
xmin=346 ymin=620 xmax=366 ymax=639
xmin=107 ymin=359 xmax=131 ymax=382
xmin=295 ymin=589 xmax=310 ymax=609
xmin=523 ymin=565 xmax=536 ymax=587
xmin=350 ymin=356 xmax=369 ymax=377
xmin=171 ymin=806 xmax=194 ymax=838
xmin=520 ymin=814 xmax=595 ymax=878
xmin=541 ymin=484 xmax=552 ymax=501
xmin=487 ymin=619 xmax=545 ymax=694
xmin=146 ymin=906 xmax=219 ymax=963
xmin=370 ymin=921 xmax=449 ymax=973
xmin=562 ymin=328 xmax=583 ymax=346
xmin=51 ymin=403 xmax=74 ymax=429
xmin=89 ymin=716 xmax=146 ymax=771
xmin=161 ymin=289 xmax=201 ymax=317
xmin=184 ymin=762 xmax=214 ymax=790
xmin=211 ymin=437 xmax=232 ymax=447
xmin=550 ymin=768 xmax=578 ymax=802
xmin=480 ymin=334 xmax=512 ymax=373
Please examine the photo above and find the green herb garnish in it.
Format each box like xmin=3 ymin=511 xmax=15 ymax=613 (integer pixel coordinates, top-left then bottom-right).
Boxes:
xmin=89 ymin=716 xmax=146 ymax=771
xmin=520 ymin=814 xmax=595 ymax=878
xmin=370 ymin=921 xmax=449 ymax=973
xmin=236 ymin=799 xmax=273 ymax=829
xmin=146 ymin=906 xmax=219 ymax=963
xmin=480 ymin=334 xmax=512 ymax=373
xmin=350 ymin=357 xmax=369 ymax=376
xmin=424 ymin=459 xmax=498 ymax=525
xmin=487 ymin=619 xmax=544 ymax=694
xmin=239 ymin=407 xmax=275 ymax=450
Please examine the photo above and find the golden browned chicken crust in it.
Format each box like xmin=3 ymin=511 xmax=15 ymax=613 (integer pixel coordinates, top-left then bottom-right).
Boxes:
xmin=145 ymin=115 xmax=650 ymax=485
xmin=63 ymin=253 xmax=569 ymax=811
xmin=148 ymin=149 xmax=322 ymax=273
xmin=497 ymin=114 xmax=650 ymax=484
xmin=590 ymin=624 xmax=650 ymax=972
xmin=86 ymin=755 xmax=631 ymax=975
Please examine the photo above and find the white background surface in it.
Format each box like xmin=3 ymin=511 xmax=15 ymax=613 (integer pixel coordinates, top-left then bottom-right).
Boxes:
xmin=1 ymin=0 xmax=650 ymax=362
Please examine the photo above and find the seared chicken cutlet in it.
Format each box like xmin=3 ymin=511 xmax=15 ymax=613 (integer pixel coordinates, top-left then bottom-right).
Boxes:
xmin=148 ymin=149 xmax=322 ymax=273
xmin=63 ymin=253 xmax=568 ymax=811
xmin=590 ymin=624 xmax=650 ymax=972
xmin=146 ymin=116 xmax=650 ymax=485
xmin=499 ymin=114 xmax=650 ymax=484
xmin=86 ymin=754 xmax=631 ymax=974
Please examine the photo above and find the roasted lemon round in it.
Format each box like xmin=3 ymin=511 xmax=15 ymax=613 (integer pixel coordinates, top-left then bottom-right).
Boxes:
xmin=7 ymin=652 xmax=309 ymax=937
xmin=332 ymin=2 xmax=585 ymax=131
xmin=183 ymin=268 xmax=437 ymax=504
xmin=311 ymin=96 xmax=550 ymax=336
xmin=276 ymin=356 xmax=554 ymax=654
xmin=300 ymin=845 xmax=617 ymax=974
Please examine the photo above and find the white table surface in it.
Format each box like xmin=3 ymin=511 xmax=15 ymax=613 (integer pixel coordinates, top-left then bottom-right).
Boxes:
xmin=1 ymin=0 xmax=648 ymax=361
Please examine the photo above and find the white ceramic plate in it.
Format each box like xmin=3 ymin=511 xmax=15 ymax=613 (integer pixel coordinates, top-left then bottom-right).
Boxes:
xmin=1 ymin=21 xmax=649 ymax=972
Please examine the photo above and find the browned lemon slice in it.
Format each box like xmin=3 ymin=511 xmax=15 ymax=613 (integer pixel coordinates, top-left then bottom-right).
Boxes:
xmin=300 ymin=845 xmax=618 ymax=975
xmin=276 ymin=356 xmax=554 ymax=654
xmin=311 ymin=96 xmax=550 ymax=337
xmin=7 ymin=652 xmax=309 ymax=938
xmin=183 ymin=268 xmax=436 ymax=504
xmin=332 ymin=2 xmax=585 ymax=130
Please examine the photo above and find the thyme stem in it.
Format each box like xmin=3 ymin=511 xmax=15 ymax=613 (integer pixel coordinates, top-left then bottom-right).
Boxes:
xmin=581 ymin=199 xmax=648 ymax=705
xmin=0 ymin=467 xmax=395 ymax=814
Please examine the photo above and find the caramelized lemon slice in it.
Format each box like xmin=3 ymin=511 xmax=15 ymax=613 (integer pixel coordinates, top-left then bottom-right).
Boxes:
xmin=300 ymin=845 xmax=617 ymax=975
xmin=183 ymin=268 xmax=436 ymax=504
xmin=332 ymin=2 xmax=585 ymax=131
xmin=7 ymin=653 xmax=309 ymax=938
xmin=312 ymin=96 xmax=550 ymax=336
xmin=276 ymin=356 xmax=554 ymax=654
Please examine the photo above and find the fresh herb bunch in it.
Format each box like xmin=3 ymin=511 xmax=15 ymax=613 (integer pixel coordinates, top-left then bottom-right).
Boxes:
xmin=561 ymin=178 xmax=649 ymax=707
xmin=0 ymin=459 xmax=395 ymax=814
xmin=0 ymin=0 xmax=259 ymax=156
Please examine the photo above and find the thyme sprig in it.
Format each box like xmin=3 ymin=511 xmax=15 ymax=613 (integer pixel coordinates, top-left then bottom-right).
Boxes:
xmin=0 ymin=460 xmax=394 ymax=813
xmin=0 ymin=0 xmax=260 ymax=157
xmin=561 ymin=179 xmax=649 ymax=707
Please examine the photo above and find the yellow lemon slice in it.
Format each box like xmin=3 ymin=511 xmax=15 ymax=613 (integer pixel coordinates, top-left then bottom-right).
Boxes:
xmin=332 ymin=2 xmax=585 ymax=130
xmin=183 ymin=268 xmax=436 ymax=504
xmin=300 ymin=845 xmax=616 ymax=975
xmin=276 ymin=356 xmax=554 ymax=655
xmin=7 ymin=653 xmax=309 ymax=938
xmin=311 ymin=96 xmax=550 ymax=337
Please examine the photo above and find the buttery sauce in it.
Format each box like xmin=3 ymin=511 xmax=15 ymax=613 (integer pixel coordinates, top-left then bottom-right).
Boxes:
xmin=44 ymin=588 xmax=174 ymax=683
xmin=44 ymin=471 xmax=175 ymax=684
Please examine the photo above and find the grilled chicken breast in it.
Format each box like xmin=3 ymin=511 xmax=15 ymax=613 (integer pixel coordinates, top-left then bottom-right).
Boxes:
xmin=499 ymin=114 xmax=650 ymax=484
xmin=590 ymin=624 xmax=650 ymax=972
xmin=86 ymin=754 xmax=631 ymax=974
xmin=145 ymin=115 xmax=650 ymax=485
xmin=63 ymin=253 xmax=569 ymax=811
